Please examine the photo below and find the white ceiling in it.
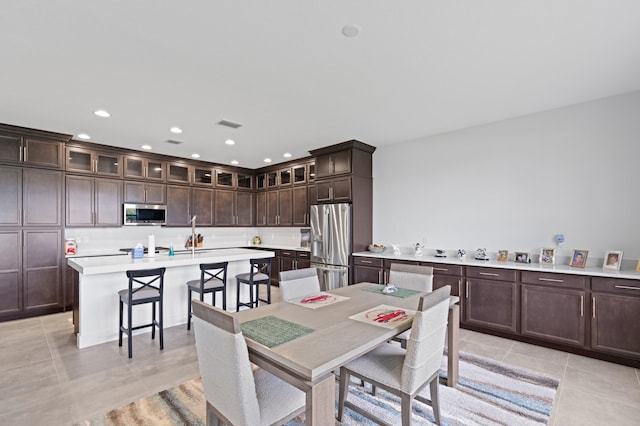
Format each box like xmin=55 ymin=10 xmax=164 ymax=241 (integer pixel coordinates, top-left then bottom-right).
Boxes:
xmin=1 ymin=1 xmax=639 ymax=169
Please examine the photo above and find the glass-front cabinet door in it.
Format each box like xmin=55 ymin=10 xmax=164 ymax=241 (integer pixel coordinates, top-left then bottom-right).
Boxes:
xmin=293 ymin=164 xmax=307 ymax=184
xmin=167 ymin=163 xmax=191 ymax=184
xmin=256 ymin=173 xmax=266 ymax=190
xmin=193 ymin=167 xmax=214 ymax=185
xmin=66 ymin=147 xmax=93 ymax=173
xmin=216 ymin=170 xmax=235 ymax=187
xmin=146 ymin=160 xmax=165 ymax=180
xmin=95 ymin=153 xmax=121 ymax=176
xmin=279 ymin=168 xmax=292 ymax=186
xmin=237 ymin=173 xmax=253 ymax=190
xmin=266 ymin=171 xmax=278 ymax=188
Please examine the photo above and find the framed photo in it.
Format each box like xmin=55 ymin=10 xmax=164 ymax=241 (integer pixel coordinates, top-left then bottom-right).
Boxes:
xmin=603 ymin=250 xmax=623 ymax=271
xmin=539 ymin=248 xmax=556 ymax=265
xmin=514 ymin=251 xmax=530 ymax=263
xmin=496 ymin=249 xmax=508 ymax=262
xmin=569 ymin=249 xmax=588 ymax=268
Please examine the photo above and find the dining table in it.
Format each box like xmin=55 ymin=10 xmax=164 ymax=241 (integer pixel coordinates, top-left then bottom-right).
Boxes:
xmin=234 ymin=282 xmax=460 ymax=426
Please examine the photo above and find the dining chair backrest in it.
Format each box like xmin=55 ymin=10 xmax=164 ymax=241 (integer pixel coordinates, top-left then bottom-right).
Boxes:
xmin=401 ymin=285 xmax=450 ymax=395
xmin=388 ymin=263 xmax=434 ymax=292
xmin=279 ymin=267 xmax=321 ymax=300
xmin=191 ymin=300 xmax=261 ymax=425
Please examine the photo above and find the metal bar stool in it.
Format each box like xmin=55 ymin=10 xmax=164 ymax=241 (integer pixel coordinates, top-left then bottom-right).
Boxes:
xmin=187 ymin=261 xmax=228 ymax=330
xmin=118 ymin=267 xmax=166 ymax=358
xmin=236 ymin=258 xmax=272 ymax=311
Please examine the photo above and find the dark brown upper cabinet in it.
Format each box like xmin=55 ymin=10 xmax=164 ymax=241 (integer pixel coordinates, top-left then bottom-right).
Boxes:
xmin=192 ymin=166 xmax=214 ymax=186
xmin=123 ymin=155 xmax=165 ymax=181
xmin=66 ymin=147 xmax=122 ymax=177
xmin=215 ymin=170 xmax=235 ymax=188
xmin=0 ymin=125 xmax=70 ymax=170
xmin=166 ymin=162 xmax=192 ymax=184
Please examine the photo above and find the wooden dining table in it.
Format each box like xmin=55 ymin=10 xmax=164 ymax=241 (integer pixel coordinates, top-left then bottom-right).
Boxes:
xmin=234 ymin=282 xmax=460 ymax=426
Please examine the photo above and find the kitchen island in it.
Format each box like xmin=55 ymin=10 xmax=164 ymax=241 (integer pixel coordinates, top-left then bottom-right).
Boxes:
xmin=68 ymin=248 xmax=274 ymax=348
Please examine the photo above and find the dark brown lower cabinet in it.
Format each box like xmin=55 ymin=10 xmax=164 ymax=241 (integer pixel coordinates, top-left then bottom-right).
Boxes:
xmin=521 ymin=284 xmax=586 ymax=347
xmin=0 ymin=229 xmax=62 ymax=320
xmin=464 ymin=278 xmax=518 ymax=334
xmin=591 ymin=277 xmax=640 ymax=359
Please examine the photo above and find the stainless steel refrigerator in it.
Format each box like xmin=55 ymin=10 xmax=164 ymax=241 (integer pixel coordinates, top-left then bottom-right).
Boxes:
xmin=310 ymin=203 xmax=351 ymax=291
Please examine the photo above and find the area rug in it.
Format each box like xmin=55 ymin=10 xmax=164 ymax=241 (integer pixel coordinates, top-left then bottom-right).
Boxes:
xmin=79 ymin=351 xmax=559 ymax=425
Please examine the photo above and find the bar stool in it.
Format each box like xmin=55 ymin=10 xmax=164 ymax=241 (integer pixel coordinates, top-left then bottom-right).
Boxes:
xmin=118 ymin=267 xmax=166 ymax=358
xmin=186 ymin=262 xmax=228 ymax=330
xmin=236 ymin=258 xmax=272 ymax=311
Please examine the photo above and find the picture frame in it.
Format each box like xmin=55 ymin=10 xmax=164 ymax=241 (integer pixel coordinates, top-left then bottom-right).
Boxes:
xmin=496 ymin=249 xmax=508 ymax=262
xmin=514 ymin=251 xmax=530 ymax=263
xmin=603 ymin=250 xmax=623 ymax=271
xmin=539 ymin=248 xmax=556 ymax=265
xmin=569 ymin=249 xmax=588 ymax=268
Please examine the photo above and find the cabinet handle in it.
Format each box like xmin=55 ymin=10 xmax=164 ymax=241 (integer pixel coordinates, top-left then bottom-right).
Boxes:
xmin=479 ymin=272 xmax=499 ymax=277
xmin=384 ymin=271 xmax=389 ymax=284
xmin=538 ymin=277 xmax=564 ymax=283
xmin=329 ymin=186 xmax=333 ymax=200
xmin=433 ymin=267 xmax=449 ymax=272
xmin=22 ymin=146 xmax=27 ymax=162
xmin=378 ymin=270 xmax=382 ymax=284
xmin=466 ymin=281 xmax=469 ymax=298
xmin=360 ymin=260 xmax=373 ymax=264
xmin=457 ymin=279 xmax=461 ymax=296
xmin=592 ymin=296 xmax=596 ymax=318
xmin=614 ymin=285 xmax=640 ymax=291
xmin=580 ymin=295 xmax=583 ymax=317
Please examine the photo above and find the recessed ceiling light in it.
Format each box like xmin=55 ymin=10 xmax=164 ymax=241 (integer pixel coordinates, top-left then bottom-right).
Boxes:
xmin=191 ymin=153 xmax=200 ymax=158
xmin=77 ymin=133 xmax=91 ymax=140
xmin=264 ymin=158 xmax=272 ymax=163
xmin=231 ymin=160 xmax=239 ymax=165
xmin=94 ymin=110 xmax=110 ymax=118
xmin=170 ymin=127 xmax=182 ymax=134
xmin=342 ymin=24 xmax=361 ymax=38
xmin=141 ymin=145 xmax=152 ymax=150
xmin=225 ymin=139 xmax=235 ymax=145
xmin=283 ymin=152 xmax=292 ymax=158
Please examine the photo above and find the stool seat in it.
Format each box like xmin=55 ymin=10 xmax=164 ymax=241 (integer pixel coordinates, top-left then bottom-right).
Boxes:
xmin=119 ymin=267 xmax=165 ymax=358
xmin=235 ymin=272 xmax=269 ymax=282
xmin=187 ymin=262 xmax=228 ymax=330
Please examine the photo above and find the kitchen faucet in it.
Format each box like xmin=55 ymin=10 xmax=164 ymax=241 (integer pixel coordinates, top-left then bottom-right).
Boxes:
xmin=190 ymin=215 xmax=197 ymax=257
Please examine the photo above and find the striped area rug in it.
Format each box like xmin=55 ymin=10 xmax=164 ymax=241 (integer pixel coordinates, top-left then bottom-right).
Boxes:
xmin=79 ymin=351 xmax=559 ymax=425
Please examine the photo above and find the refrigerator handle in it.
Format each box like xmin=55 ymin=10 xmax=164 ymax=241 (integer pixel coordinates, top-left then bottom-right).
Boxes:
xmin=323 ymin=209 xmax=330 ymax=260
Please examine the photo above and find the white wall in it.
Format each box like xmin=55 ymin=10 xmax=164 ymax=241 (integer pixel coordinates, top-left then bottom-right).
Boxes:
xmin=373 ymin=91 xmax=640 ymax=266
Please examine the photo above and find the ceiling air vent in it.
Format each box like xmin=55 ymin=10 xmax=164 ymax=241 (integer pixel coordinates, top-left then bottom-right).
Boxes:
xmin=217 ymin=120 xmax=243 ymax=129
xmin=165 ymin=139 xmax=183 ymax=145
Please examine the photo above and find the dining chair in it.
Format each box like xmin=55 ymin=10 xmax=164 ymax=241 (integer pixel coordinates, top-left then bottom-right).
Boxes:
xmin=186 ymin=262 xmax=228 ymax=330
xmin=236 ymin=258 xmax=272 ymax=311
xmin=278 ymin=267 xmax=321 ymax=300
xmin=191 ymin=299 xmax=306 ymax=425
xmin=118 ymin=267 xmax=166 ymax=359
xmin=337 ymin=285 xmax=451 ymax=426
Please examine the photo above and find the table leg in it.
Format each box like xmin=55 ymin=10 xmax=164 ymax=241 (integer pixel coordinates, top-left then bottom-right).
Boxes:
xmin=447 ymin=304 xmax=460 ymax=387
xmin=305 ymin=374 xmax=335 ymax=426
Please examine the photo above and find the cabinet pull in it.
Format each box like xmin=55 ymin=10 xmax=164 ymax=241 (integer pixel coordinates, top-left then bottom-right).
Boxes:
xmin=479 ymin=272 xmax=499 ymax=277
xmin=457 ymin=279 xmax=461 ymax=297
xmin=433 ymin=267 xmax=449 ymax=272
xmin=466 ymin=281 xmax=469 ymax=298
xmin=360 ymin=260 xmax=373 ymax=264
xmin=329 ymin=186 xmax=333 ymax=200
xmin=614 ymin=285 xmax=640 ymax=291
xmin=592 ymin=296 xmax=596 ymax=318
xmin=378 ymin=270 xmax=382 ymax=284
xmin=538 ymin=277 xmax=564 ymax=283
xmin=22 ymin=146 xmax=27 ymax=162
xmin=580 ymin=295 xmax=583 ymax=317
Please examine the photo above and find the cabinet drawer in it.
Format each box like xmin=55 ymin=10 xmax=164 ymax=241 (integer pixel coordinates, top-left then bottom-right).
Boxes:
xmin=433 ymin=275 xmax=461 ymax=297
xmin=353 ymin=256 xmax=384 ymax=268
xmin=521 ymin=271 xmax=586 ymax=290
xmin=419 ymin=262 xmax=463 ymax=277
xmin=466 ymin=266 xmax=516 ymax=282
xmin=383 ymin=259 xmax=418 ymax=269
xmin=280 ymin=250 xmax=296 ymax=258
xmin=592 ymin=277 xmax=640 ymax=296
xmin=296 ymin=251 xmax=310 ymax=259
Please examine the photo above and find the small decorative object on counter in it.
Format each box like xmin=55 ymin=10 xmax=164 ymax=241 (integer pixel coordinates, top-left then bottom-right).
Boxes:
xmin=435 ymin=249 xmax=446 ymax=258
xmin=602 ymin=250 xmax=622 ymax=271
xmin=497 ymin=249 xmax=509 ymax=262
xmin=382 ymin=283 xmax=398 ymax=294
xmin=131 ymin=243 xmax=144 ymax=259
xmin=414 ymin=243 xmax=423 ymax=256
xmin=514 ymin=252 xmax=531 ymax=263
xmin=253 ymin=235 xmax=262 ymax=245
xmin=539 ymin=248 xmax=555 ymax=265
xmin=457 ymin=249 xmax=466 ymax=259
xmin=475 ymin=248 xmax=490 ymax=261
xmin=64 ymin=238 xmax=77 ymax=255
xmin=392 ymin=244 xmax=401 ymax=255
xmin=168 ymin=243 xmax=175 ymax=256
xmin=186 ymin=234 xmax=204 ymax=248
xmin=569 ymin=249 xmax=588 ymax=268
xmin=368 ymin=244 xmax=385 ymax=253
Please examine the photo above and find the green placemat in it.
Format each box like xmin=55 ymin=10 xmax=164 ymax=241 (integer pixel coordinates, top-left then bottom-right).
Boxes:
xmin=363 ymin=285 xmax=422 ymax=298
xmin=241 ymin=316 xmax=314 ymax=348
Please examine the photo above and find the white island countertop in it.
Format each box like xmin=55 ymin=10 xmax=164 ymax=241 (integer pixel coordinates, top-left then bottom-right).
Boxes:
xmin=68 ymin=248 xmax=275 ymax=275
xmin=353 ymin=251 xmax=640 ymax=281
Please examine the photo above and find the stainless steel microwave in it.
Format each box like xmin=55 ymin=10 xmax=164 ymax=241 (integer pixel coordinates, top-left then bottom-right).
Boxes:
xmin=123 ymin=203 xmax=167 ymax=226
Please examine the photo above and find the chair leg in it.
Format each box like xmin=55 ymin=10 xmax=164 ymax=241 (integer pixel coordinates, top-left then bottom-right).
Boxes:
xmin=400 ymin=393 xmax=413 ymax=426
xmin=337 ymin=367 xmax=350 ymax=422
xmin=151 ymin=301 xmax=156 ymax=340
xmin=236 ymin=282 xmax=241 ymax=312
xmin=159 ymin=298 xmax=164 ymax=351
xmin=187 ymin=288 xmax=192 ymax=330
xmin=430 ymin=377 xmax=441 ymax=425
xmin=222 ymin=287 xmax=227 ymax=311
xmin=118 ymin=300 xmax=123 ymax=347
xmin=127 ymin=302 xmax=133 ymax=359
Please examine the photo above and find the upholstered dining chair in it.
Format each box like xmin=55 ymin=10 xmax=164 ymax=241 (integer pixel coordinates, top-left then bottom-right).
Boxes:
xmin=278 ymin=267 xmax=321 ymax=300
xmin=337 ymin=285 xmax=451 ymax=426
xmin=191 ymin=299 xmax=306 ymax=425
xmin=186 ymin=262 xmax=228 ymax=330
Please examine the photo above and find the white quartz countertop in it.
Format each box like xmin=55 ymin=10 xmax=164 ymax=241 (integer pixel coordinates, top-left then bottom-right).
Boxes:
xmin=65 ymin=243 xmax=309 ymax=258
xmin=352 ymin=251 xmax=640 ymax=280
xmin=68 ymin=248 xmax=275 ymax=275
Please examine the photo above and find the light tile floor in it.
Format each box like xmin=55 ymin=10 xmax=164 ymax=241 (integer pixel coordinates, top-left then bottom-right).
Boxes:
xmin=1 ymin=288 xmax=639 ymax=425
